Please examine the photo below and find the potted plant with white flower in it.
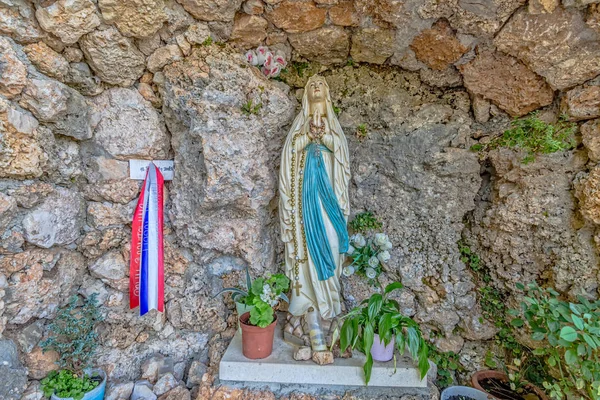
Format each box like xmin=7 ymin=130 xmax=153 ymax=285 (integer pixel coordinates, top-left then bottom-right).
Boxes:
xmin=343 ymin=212 xmax=393 ymax=285
xmin=245 ymin=45 xmax=287 ymax=78
xmin=239 ymin=273 xmax=290 ymax=359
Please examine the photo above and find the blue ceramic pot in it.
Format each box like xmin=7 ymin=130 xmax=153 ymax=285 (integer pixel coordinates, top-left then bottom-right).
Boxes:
xmin=51 ymin=369 xmax=106 ymax=400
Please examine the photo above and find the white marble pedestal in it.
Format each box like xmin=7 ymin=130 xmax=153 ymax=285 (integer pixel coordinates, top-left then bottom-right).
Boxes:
xmin=219 ymin=320 xmax=435 ymax=393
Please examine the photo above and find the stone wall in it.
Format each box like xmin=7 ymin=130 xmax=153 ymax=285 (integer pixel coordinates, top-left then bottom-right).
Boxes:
xmin=1 ymin=0 xmax=600 ymax=399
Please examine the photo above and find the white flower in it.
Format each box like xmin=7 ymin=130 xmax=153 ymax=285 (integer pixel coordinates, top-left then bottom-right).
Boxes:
xmin=351 ymin=233 xmax=366 ymax=248
xmin=274 ymin=51 xmax=287 ymax=68
xmin=365 ymin=267 xmax=377 ymax=279
xmin=342 ymin=266 xmax=355 ymax=277
xmin=269 ymin=64 xmax=281 ymax=78
xmin=382 ymin=240 xmax=393 ymax=251
xmin=245 ymin=50 xmax=258 ymax=66
xmin=256 ymin=46 xmax=268 ymax=65
xmin=374 ymin=233 xmax=389 ymax=247
xmin=346 ymin=245 xmax=355 ymax=256
xmin=378 ymin=250 xmax=391 ymax=263
xmin=263 ymin=284 xmax=272 ymax=295
xmin=260 ymin=293 xmax=269 ymax=303
xmin=368 ymin=256 xmax=379 ymax=268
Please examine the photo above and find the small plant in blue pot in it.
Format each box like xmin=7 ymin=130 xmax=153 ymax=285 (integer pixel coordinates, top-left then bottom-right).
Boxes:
xmin=40 ymin=294 xmax=106 ymax=400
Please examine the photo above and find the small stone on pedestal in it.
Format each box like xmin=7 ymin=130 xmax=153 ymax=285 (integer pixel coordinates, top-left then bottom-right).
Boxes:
xmin=312 ymin=350 xmax=334 ymax=365
xmin=293 ymin=346 xmax=312 ymax=361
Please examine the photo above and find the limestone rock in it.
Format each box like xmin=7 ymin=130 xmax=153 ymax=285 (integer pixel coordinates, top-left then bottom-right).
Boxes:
xmin=131 ymin=381 xmax=157 ymax=400
xmin=3 ymin=250 xmax=84 ymax=325
xmin=148 ymin=44 xmax=184 ymax=73
xmin=64 ymin=61 xmax=104 ymax=96
xmin=410 ymin=20 xmax=467 ymax=71
xmin=311 ymin=350 xmax=334 ymax=365
xmin=89 ymin=250 xmax=127 ymax=282
xmin=90 ymin=87 xmax=170 ymax=160
xmin=138 ymin=82 xmax=162 ymax=107
xmin=161 ymin=47 xmax=296 ymax=277
xmin=9 ymin=182 xmax=54 ymax=209
xmin=35 ymin=0 xmax=100 ymax=44
xmin=141 ymin=354 xmax=170 ymax=383
xmin=22 ymin=187 xmax=84 ymax=248
xmin=19 ymin=78 xmax=69 ymax=122
xmin=458 ymin=50 xmax=554 ymax=117
xmin=419 ymin=66 xmax=463 ymax=88
xmin=230 ymin=13 xmax=267 ymax=49
xmin=24 ymin=346 xmax=59 ymax=379
xmin=587 ymin=4 xmax=600 ymax=33
xmin=85 ymin=156 xmax=130 ymax=182
xmin=153 ymin=373 xmax=178 ymax=396
xmin=0 ymin=193 xmax=16 ymax=232
xmin=99 ymin=0 xmax=167 ymax=38
xmin=350 ymin=28 xmax=395 ymax=64
xmin=575 ymin=166 xmax=600 ymax=225
xmin=495 ymin=7 xmax=600 ymax=90
xmin=561 ymin=84 xmax=600 ymax=121
xmin=266 ymin=1 xmax=327 ymax=33
xmin=158 ymin=386 xmax=190 ymax=400
xmin=329 ymin=0 xmax=359 ymax=26
xmin=87 ymin=201 xmax=133 ymax=228
xmin=243 ymin=0 xmax=264 ymax=14
xmin=64 ymin=47 xmax=83 ymax=62
xmin=80 ymin=27 xmax=146 ymax=87
xmin=176 ymin=0 xmax=243 ymax=22
xmin=288 ymin=26 xmax=349 ymax=65
xmin=293 ymin=346 xmax=312 ymax=361
xmin=0 ymin=340 xmax=27 ymax=400
xmin=106 ymin=381 xmax=135 ymax=400
xmin=23 ymin=42 xmax=70 ymax=81
xmin=0 ymin=0 xmax=45 ymax=43
xmin=185 ymin=22 xmax=211 ymax=45
xmin=0 ymin=103 xmax=45 ymax=179
xmin=78 ymin=227 xmax=126 ymax=259
xmin=185 ymin=360 xmax=207 ymax=387
xmin=84 ymin=179 xmax=141 ymax=204
xmin=0 ymin=37 xmax=27 ymax=99
xmin=21 ymin=381 xmax=44 ymax=400
xmin=582 ymin=119 xmax=600 ymax=162
xmin=528 ymin=0 xmax=559 ymax=13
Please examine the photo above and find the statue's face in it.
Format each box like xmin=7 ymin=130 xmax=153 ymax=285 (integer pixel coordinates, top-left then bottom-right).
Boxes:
xmin=307 ymin=79 xmax=326 ymax=103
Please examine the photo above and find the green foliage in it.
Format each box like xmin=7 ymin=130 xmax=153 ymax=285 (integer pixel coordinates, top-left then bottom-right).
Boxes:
xmin=350 ymin=211 xmax=383 ymax=234
xmin=40 ymin=294 xmax=103 ymax=374
xmin=346 ymin=58 xmax=355 ymax=67
xmin=512 ymin=282 xmax=600 ymax=400
xmin=472 ymin=112 xmax=577 ymax=163
xmin=430 ymin=348 xmax=463 ymax=388
xmin=346 ymin=231 xmax=392 ymax=284
xmin=201 ymin=36 xmax=213 ymax=46
xmin=41 ymin=370 xmax=100 ymax=400
xmin=458 ymin=241 xmax=485 ymax=277
xmin=215 ymin=263 xmax=254 ymax=304
xmin=292 ymin=61 xmax=310 ymax=78
xmin=356 ymin=124 xmax=368 ymax=140
xmin=332 ymin=282 xmax=430 ymax=385
xmin=247 ymin=273 xmax=290 ymax=328
xmin=241 ymin=99 xmax=262 ymax=115
xmin=333 ymin=105 xmax=341 ymax=116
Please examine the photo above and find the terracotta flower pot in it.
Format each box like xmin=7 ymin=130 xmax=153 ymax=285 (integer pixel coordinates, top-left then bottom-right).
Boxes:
xmin=239 ymin=311 xmax=277 ymax=359
xmin=371 ymin=333 xmax=395 ymax=362
xmin=472 ymin=370 xmax=549 ymax=400
xmin=235 ymin=301 xmax=254 ymax=331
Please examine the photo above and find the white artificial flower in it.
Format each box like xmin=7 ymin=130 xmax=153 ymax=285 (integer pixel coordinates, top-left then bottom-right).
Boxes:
xmin=256 ymin=46 xmax=268 ymax=65
xmin=382 ymin=240 xmax=393 ymax=250
xmin=342 ymin=266 xmax=355 ymax=277
xmin=351 ymin=233 xmax=366 ymax=248
xmin=274 ymin=51 xmax=287 ymax=68
xmin=269 ymin=64 xmax=281 ymax=78
xmin=263 ymin=284 xmax=272 ymax=295
xmin=374 ymin=233 xmax=388 ymax=247
xmin=260 ymin=293 xmax=269 ymax=303
xmin=368 ymin=256 xmax=379 ymax=268
xmin=378 ymin=250 xmax=391 ymax=263
xmin=347 ymin=245 xmax=355 ymax=256
xmin=263 ymin=51 xmax=274 ymax=69
xmin=245 ymin=50 xmax=258 ymax=66
xmin=365 ymin=267 xmax=377 ymax=279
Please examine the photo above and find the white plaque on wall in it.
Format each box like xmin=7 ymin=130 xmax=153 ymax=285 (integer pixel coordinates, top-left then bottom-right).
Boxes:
xmin=129 ymin=160 xmax=174 ymax=181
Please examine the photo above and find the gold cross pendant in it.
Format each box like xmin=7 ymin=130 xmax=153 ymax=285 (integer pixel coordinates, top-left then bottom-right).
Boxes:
xmin=293 ymin=280 xmax=302 ymax=296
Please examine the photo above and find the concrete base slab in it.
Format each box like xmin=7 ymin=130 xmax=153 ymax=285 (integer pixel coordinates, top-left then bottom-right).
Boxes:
xmin=219 ymin=318 xmax=432 ymax=390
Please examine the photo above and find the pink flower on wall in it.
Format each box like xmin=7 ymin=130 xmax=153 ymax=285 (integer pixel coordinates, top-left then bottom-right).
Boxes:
xmin=245 ymin=46 xmax=287 ymax=79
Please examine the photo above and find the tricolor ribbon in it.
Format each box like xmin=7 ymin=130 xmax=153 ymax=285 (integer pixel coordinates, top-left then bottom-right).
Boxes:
xmin=129 ymin=162 xmax=164 ymax=315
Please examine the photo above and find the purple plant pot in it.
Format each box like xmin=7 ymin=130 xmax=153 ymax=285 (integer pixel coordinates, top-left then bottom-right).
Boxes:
xmin=370 ymin=333 xmax=395 ymax=362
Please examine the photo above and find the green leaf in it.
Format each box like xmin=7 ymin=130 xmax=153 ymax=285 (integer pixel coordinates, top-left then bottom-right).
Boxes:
xmin=564 ymin=349 xmax=578 ymax=365
xmin=560 ymin=326 xmax=578 ymax=342
xmin=367 ymin=294 xmax=383 ymax=321
xmin=384 ymin=282 xmax=403 ymax=295
xmin=363 ymin=354 xmax=373 ymax=385
xmin=378 ymin=314 xmax=393 ymax=345
xmin=583 ymin=333 xmax=598 ymax=350
xmin=572 ymin=314 xmax=584 ymax=330
xmin=516 ymin=282 xmax=525 ymax=290
xmin=363 ymin=323 xmax=375 ymax=385
xmin=511 ymin=318 xmax=524 ymax=327
xmin=548 ymin=356 xmax=557 ymax=367
xmin=340 ymin=318 xmax=353 ymax=353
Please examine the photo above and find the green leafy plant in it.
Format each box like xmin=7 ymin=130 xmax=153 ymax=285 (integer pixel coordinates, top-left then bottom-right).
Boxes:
xmin=333 ymin=105 xmax=341 ymax=116
xmin=292 ymin=61 xmax=310 ymax=77
xmin=332 ymin=282 xmax=430 ymax=385
xmin=356 ymin=124 xmax=368 ymax=140
xmin=246 ymin=273 xmax=290 ymax=328
xmin=40 ymin=294 xmax=104 ymax=400
xmin=470 ymin=112 xmax=576 ymax=163
xmin=202 ymin=36 xmax=213 ymax=46
xmin=241 ymin=99 xmax=262 ymax=115
xmin=430 ymin=348 xmax=463 ymax=388
xmin=350 ymin=211 xmax=383 ymax=234
xmin=215 ymin=263 xmax=254 ymax=305
xmin=511 ymin=282 xmax=600 ymax=400
xmin=41 ymin=370 xmax=100 ymax=400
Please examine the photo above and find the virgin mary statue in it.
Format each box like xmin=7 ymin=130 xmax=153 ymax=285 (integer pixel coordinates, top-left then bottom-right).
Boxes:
xmin=279 ymin=75 xmax=350 ymax=338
